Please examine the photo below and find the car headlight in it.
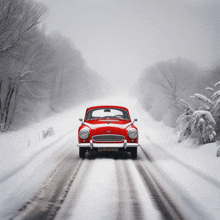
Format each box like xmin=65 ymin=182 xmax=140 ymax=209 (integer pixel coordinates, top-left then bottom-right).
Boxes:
xmin=79 ymin=129 xmax=90 ymax=139
xmin=128 ymin=128 xmax=138 ymax=139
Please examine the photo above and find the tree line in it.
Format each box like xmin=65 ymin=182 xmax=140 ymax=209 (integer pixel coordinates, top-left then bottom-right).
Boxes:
xmin=0 ymin=0 xmax=106 ymax=131
xmin=134 ymin=57 xmax=220 ymax=144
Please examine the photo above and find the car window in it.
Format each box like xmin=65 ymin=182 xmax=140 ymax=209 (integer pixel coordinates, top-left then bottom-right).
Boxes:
xmin=86 ymin=108 xmax=129 ymax=120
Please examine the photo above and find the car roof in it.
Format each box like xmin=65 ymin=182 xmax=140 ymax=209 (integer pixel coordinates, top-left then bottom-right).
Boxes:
xmin=86 ymin=105 xmax=129 ymax=112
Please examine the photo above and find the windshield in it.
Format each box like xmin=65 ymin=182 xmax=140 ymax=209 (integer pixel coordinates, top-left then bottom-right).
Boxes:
xmin=86 ymin=108 xmax=129 ymax=120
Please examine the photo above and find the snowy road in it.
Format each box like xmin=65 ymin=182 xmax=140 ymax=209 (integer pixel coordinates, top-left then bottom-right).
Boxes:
xmin=7 ymin=140 xmax=211 ymax=220
xmin=1 ymin=97 xmax=220 ymax=220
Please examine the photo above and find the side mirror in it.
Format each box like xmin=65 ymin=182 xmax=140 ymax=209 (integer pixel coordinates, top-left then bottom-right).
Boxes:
xmin=79 ymin=118 xmax=83 ymax=122
xmin=132 ymin=118 xmax=138 ymax=124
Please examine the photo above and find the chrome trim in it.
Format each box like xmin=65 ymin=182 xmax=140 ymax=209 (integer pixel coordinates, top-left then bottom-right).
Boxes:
xmin=92 ymin=134 xmax=125 ymax=142
xmin=124 ymin=140 xmax=127 ymax=149
xmin=77 ymin=140 xmax=139 ymax=148
xmin=90 ymin=140 xmax=93 ymax=149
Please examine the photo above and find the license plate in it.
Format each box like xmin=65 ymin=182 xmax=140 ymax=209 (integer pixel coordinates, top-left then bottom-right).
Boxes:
xmin=99 ymin=148 xmax=118 ymax=152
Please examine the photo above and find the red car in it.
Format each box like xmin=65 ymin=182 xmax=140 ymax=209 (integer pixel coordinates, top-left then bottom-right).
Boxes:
xmin=77 ymin=105 xmax=139 ymax=158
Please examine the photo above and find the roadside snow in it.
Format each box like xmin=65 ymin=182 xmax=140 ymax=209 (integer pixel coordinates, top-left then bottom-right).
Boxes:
xmin=0 ymin=101 xmax=90 ymax=219
xmin=0 ymin=109 xmax=74 ymax=181
xmin=134 ymin=102 xmax=220 ymax=219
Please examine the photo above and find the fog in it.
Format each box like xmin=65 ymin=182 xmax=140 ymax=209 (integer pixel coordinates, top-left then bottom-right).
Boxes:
xmin=1 ymin=0 xmax=220 ymax=130
xmin=35 ymin=0 xmax=220 ymax=91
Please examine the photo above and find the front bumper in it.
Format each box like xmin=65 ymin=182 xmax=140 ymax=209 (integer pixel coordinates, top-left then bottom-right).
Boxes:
xmin=77 ymin=140 xmax=139 ymax=149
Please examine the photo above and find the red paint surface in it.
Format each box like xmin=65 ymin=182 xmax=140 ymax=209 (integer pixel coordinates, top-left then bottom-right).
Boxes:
xmin=78 ymin=105 xmax=138 ymax=143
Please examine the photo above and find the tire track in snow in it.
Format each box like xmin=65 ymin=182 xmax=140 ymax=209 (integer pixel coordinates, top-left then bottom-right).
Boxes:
xmin=123 ymin=162 xmax=144 ymax=220
xmin=143 ymin=138 xmax=220 ymax=189
xmin=115 ymin=159 xmax=144 ymax=220
xmin=115 ymin=160 xmax=125 ymax=220
xmin=0 ymin=130 xmax=75 ymax=184
xmin=10 ymin=154 xmax=85 ymax=220
xmin=137 ymin=146 xmax=212 ymax=220
xmin=135 ymin=161 xmax=184 ymax=220
xmin=54 ymin=158 xmax=95 ymax=220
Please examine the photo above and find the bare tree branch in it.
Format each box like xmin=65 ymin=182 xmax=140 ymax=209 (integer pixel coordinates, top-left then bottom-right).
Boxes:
xmin=0 ymin=0 xmax=47 ymax=53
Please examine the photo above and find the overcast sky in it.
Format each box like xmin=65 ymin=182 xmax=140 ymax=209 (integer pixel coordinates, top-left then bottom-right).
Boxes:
xmin=35 ymin=0 xmax=220 ymax=91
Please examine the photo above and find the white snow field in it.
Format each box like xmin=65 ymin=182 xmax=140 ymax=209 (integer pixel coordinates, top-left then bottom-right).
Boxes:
xmin=1 ymin=95 xmax=220 ymax=219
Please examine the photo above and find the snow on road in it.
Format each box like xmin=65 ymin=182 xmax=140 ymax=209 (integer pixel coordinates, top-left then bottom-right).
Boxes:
xmin=56 ymin=158 xmax=162 ymax=220
xmin=1 ymin=95 xmax=220 ymax=219
xmin=57 ymin=159 xmax=120 ymax=220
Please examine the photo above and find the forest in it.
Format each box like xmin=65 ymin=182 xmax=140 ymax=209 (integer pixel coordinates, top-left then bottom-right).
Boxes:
xmin=0 ymin=0 xmax=106 ymax=131
xmin=2 ymin=0 xmax=220 ymax=147
xmin=134 ymin=57 xmax=220 ymax=144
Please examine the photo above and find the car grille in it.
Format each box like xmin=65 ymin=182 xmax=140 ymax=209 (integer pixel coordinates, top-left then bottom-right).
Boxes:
xmin=92 ymin=135 xmax=125 ymax=142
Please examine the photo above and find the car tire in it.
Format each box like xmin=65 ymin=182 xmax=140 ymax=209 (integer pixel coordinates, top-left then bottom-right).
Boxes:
xmin=79 ymin=147 xmax=85 ymax=158
xmin=131 ymin=147 xmax=137 ymax=159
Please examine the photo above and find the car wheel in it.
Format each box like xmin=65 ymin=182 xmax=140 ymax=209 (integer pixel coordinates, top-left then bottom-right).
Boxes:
xmin=131 ymin=147 xmax=137 ymax=159
xmin=79 ymin=147 xmax=85 ymax=158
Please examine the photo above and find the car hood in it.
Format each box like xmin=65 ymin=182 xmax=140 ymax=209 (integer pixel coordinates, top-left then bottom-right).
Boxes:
xmin=83 ymin=120 xmax=132 ymax=136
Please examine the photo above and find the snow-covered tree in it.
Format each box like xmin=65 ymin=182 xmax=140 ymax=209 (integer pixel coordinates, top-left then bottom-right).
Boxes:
xmin=177 ymin=100 xmax=216 ymax=144
xmin=135 ymin=57 xmax=205 ymax=127
xmin=0 ymin=0 xmax=106 ymax=131
xmin=0 ymin=0 xmax=47 ymax=130
xmin=0 ymin=0 xmax=46 ymax=54
xmin=188 ymin=81 xmax=220 ymax=138
xmin=177 ymin=80 xmax=220 ymax=143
